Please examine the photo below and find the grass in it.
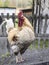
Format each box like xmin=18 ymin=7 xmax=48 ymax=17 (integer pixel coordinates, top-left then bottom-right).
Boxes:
xmin=40 ymin=39 xmax=43 ymax=48
xmin=29 ymin=39 xmax=49 ymax=49
xmin=1 ymin=52 xmax=10 ymax=58
xmin=44 ymin=39 xmax=48 ymax=48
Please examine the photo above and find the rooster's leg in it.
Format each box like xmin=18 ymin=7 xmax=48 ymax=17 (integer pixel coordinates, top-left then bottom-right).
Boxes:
xmin=19 ymin=53 xmax=24 ymax=62
xmin=16 ymin=56 xmax=19 ymax=63
xmin=16 ymin=54 xmax=24 ymax=63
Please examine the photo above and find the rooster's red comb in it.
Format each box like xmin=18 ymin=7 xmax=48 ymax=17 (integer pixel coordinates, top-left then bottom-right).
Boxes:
xmin=18 ymin=10 xmax=23 ymax=18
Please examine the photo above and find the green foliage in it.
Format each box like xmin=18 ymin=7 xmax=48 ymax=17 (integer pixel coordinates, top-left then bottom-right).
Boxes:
xmin=28 ymin=0 xmax=33 ymax=7
xmin=29 ymin=39 xmax=49 ymax=49
xmin=29 ymin=44 xmax=33 ymax=50
xmin=4 ymin=0 xmax=9 ymax=7
xmin=0 ymin=0 xmax=3 ymax=7
xmin=15 ymin=18 xmax=18 ymax=28
xmin=35 ymin=40 xmax=38 ymax=48
xmin=40 ymin=39 xmax=43 ymax=48
xmin=44 ymin=39 xmax=48 ymax=48
xmin=1 ymin=52 xmax=10 ymax=58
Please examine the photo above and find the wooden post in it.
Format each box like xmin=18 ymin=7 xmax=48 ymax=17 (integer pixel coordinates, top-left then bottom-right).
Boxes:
xmin=32 ymin=0 xmax=34 ymax=26
xmin=11 ymin=13 xmax=16 ymax=26
xmin=38 ymin=0 xmax=41 ymax=34
xmin=43 ymin=14 xmax=48 ymax=34
xmin=6 ymin=13 xmax=10 ymax=19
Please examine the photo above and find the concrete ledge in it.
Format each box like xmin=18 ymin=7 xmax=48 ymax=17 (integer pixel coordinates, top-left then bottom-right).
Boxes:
xmin=0 ymin=49 xmax=49 ymax=65
xmin=0 ymin=37 xmax=8 ymax=56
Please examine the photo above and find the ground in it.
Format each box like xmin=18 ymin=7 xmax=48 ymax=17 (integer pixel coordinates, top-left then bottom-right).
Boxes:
xmin=0 ymin=48 xmax=49 ymax=65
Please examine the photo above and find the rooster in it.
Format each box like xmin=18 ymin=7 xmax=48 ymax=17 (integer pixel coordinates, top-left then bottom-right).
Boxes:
xmin=8 ymin=9 xmax=35 ymax=63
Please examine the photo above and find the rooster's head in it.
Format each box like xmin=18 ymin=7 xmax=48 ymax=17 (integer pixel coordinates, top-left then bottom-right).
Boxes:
xmin=16 ymin=9 xmax=24 ymax=27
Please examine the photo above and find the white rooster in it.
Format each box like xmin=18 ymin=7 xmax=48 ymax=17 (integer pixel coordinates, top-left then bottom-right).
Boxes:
xmin=7 ymin=10 xmax=35 ymax=63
